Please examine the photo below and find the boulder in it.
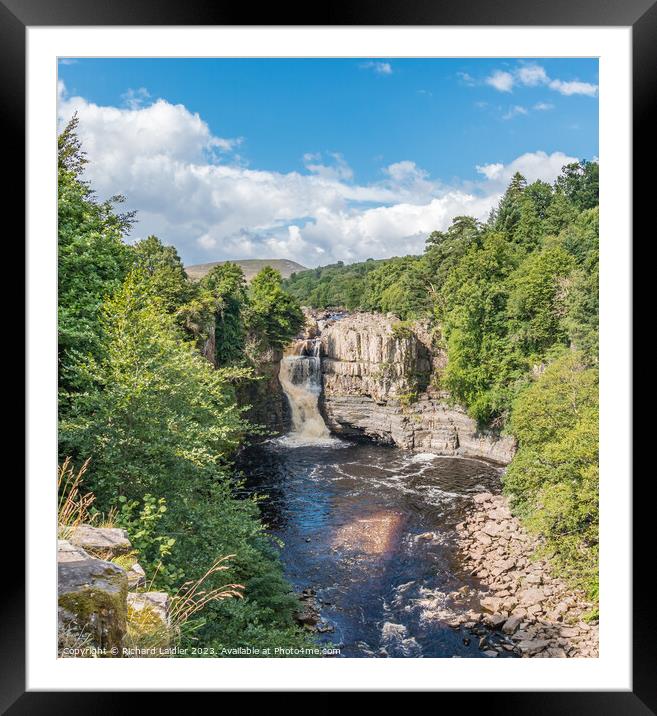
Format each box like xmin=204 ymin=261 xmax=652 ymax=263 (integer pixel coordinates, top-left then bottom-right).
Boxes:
xmin=501 ymin=614 xmax=524 ymax=635
xmin=58 ymin=544 xmax=128 ymax=653
xmin=57 ymin=539 xmax=91 ymax=563
xmin=474 ymin=532 xmax=493 ymax=546
xmin=518 ymin=587 xmax=545 ymax=607
xmin=125 ymin=561 xmax=146 ymax=589
xmin=517 ymin=639 xmax=550 ymax=656
xmin=67 ymin=524 xmax=132 ymax=556
xmin=126 ymin=591 xmax=170 ymax=627
xmin=482 ymin=521 xmax=501 ymax=537
xmin=480 ymin=596 xmax=502 ymax=614
xmin=485 ymin=613 xmax=506 ymax=628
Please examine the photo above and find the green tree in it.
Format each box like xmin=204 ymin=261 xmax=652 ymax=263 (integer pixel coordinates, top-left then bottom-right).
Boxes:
xmin=362 ymin=256 xmax=432 ymax=319
xmin=504 ymin=351 xmax=599 ymax=598
xmin=198 ymin=263 xmax=248 ymax=366
xmin=507 ymin=244 xmax=575 ymax=357
xmin=133 ymin=235 xmax=192 ymax=313
xmin=490 ymin=171 xmax=527 ymax=236
xmin=59 ymin=268 xmax=249 ymax=507
xmin=246 ymin=267 xmax=304 ymax=351
xmin=58 ymin=115 xmax=134 ymax=395
xmin=555 ymin=160 xmax=599 ymax=212
xmin=440 ymin=232 xmax=521 ymax=422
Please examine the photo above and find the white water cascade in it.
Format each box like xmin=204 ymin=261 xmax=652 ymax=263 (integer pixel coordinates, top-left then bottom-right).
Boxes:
xmin=278 ymin=338 xmax=331 ymax=441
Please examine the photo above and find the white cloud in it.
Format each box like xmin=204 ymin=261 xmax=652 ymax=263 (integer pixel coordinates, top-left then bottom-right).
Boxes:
xmin=121 ymin=87 xmax=151 ymax=110
xmin=457 ymin=71 xmax=476 ymax=86
xmin=303 ymin=152 xmax=354 ymax=181
xmin=502 ymin=105 xmax=528 ymax=120
xmin=360 ymin=61 xmax=393 ymax=75
xmin=57 ymin=84 xmax=579 ymax=267
xmin=533 ymin=102 xmax=554 ymax=111
xmin=516 ymin=64 xmax=549 ymax=87
xmin=483 ymin=62 xmax=598 ymax=98
xmin=548 ymin=79 xmax=598 ymax=97
xmin=485 ymin=70 xmax=514 ymax=93
xmin=475 ymin=162 xmax=504 ymax=181
xmin=476 ymin=150 xmax=578 ymax=188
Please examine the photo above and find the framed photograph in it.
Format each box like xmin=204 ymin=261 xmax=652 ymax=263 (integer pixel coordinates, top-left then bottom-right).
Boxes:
xmin=8 ymin=0 xmax=647 ymax=706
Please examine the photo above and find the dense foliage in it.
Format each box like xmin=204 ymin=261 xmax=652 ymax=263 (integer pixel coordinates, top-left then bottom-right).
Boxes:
xmin=58 ymin=118 xmax=313 ymax=654
xmin=285 ymin=163 xmax=599 ymax=600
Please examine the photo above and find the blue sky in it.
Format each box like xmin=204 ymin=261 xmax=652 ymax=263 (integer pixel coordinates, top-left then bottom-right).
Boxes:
xmin=58 ymin=58 xmax=598 ymax=267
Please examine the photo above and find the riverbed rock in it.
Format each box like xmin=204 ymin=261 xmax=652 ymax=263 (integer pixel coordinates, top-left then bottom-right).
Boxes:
xmin=480 ymin=596 xmax=503 ymax=614
xmin=452 ymin=492 xmax=599 ymax=659
xmin=517 ymin=639 xmax=550 ymax=656
xmin=501 ymin=614 xmax=524 ymax=635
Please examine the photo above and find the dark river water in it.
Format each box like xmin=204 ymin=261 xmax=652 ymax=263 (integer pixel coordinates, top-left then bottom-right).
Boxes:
xmin=238 ymin=437 xmax=514 ymax=658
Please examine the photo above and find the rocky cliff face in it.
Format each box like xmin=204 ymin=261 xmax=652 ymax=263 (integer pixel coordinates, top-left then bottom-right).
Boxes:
xmin=240 ymin=346 xmax=291 ymax=436
xmin=314 ymin=312 xmax=515 ymax=465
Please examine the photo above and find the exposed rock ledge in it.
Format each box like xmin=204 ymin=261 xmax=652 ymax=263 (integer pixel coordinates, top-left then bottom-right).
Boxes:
xmin=58 ymin=525 xmax=170 ymax=656
xmin=454 ymin=492 xmax=599 ymax=658
xmin=314 ymin=311 xmax=516 ymax=465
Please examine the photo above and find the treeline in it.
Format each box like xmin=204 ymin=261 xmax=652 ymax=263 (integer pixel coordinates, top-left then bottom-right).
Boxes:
xmin=286 ymin=161 xmax=600 ymax=603
xmin=57 ymin=117 xmax=313 ymax=654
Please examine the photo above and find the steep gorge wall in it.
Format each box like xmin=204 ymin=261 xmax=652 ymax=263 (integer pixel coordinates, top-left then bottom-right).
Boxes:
xmin=315 ymin=312 xmax=516 ymax=465
xmin=240 ymin=346 xmax=291 ymax=436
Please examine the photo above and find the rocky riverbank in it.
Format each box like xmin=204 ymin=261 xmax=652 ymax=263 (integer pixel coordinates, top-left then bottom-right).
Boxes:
xmin=453 ymin=492 xmax=599 ymax=658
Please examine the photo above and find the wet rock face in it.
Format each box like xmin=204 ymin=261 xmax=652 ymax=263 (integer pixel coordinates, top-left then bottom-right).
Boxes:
xmin=456 ymin=493 xmax=599 ymax=658
xmin=316 ymin=313 xmax=516 ymax=464
xmin=240 ymin=346 xmax=291 ymax=436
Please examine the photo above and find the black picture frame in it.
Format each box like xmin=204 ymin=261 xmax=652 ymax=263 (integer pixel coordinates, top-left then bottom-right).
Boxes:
xmin=6 ymin=0 xmax=646 ymax=708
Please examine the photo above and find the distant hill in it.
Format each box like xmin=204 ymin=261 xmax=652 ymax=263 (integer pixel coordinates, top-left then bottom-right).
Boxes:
xmin=185 ymin=258 xmax=307 ymax=282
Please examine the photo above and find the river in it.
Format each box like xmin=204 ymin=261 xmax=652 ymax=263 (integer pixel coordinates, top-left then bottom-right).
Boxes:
xmin=238 ymin=337 xmax=515 ymax=658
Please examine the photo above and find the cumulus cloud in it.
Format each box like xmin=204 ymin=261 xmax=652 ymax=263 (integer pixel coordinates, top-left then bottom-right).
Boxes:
xmin=476 ymin=150 xmax=578 ymax=188
xmin=516 ymin=64 xmax=549 ymax=87
xmin=484 ymin=62 xmax=598 ymax=97
xmin=548 ymin=78 xmax=598 ymax=97
xmin=57 ymin=83 xmax=578 ymax=267
xmin=359 ymin=61 xmax=393 ymax=75
xmin=303 ymin=152 xmax=354 ymax=181
xmin=486 ymin=70 xmax=514 ymax=93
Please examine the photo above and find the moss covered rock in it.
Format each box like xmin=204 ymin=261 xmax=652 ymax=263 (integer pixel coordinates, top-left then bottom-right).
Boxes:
xmin=58 ymin=542 xmax=128 ymax=654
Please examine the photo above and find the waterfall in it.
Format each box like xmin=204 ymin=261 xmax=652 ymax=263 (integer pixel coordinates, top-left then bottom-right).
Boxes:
xmin=278 ymin=338 xmax=331 ymax=441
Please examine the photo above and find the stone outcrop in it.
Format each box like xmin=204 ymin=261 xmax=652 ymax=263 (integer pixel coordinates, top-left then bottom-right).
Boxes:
xmin=454 ymin=492 xmax=599 ymax=658
xmin=67 ymin=524 xmax=132 ymax=556
xmin=58 ymin=526 xmax=170 ymax=657
xmin=58 ymin=539 xmax=128 ymax=654
xmin=311 ymin=312 xmax=515 ymax=464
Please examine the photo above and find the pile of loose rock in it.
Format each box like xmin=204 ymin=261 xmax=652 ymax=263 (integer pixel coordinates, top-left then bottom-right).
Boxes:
xmin=294 ymin=588 xmax=335 ymax=635
xmin=454 ymin=492 xmax=599 ymax=658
